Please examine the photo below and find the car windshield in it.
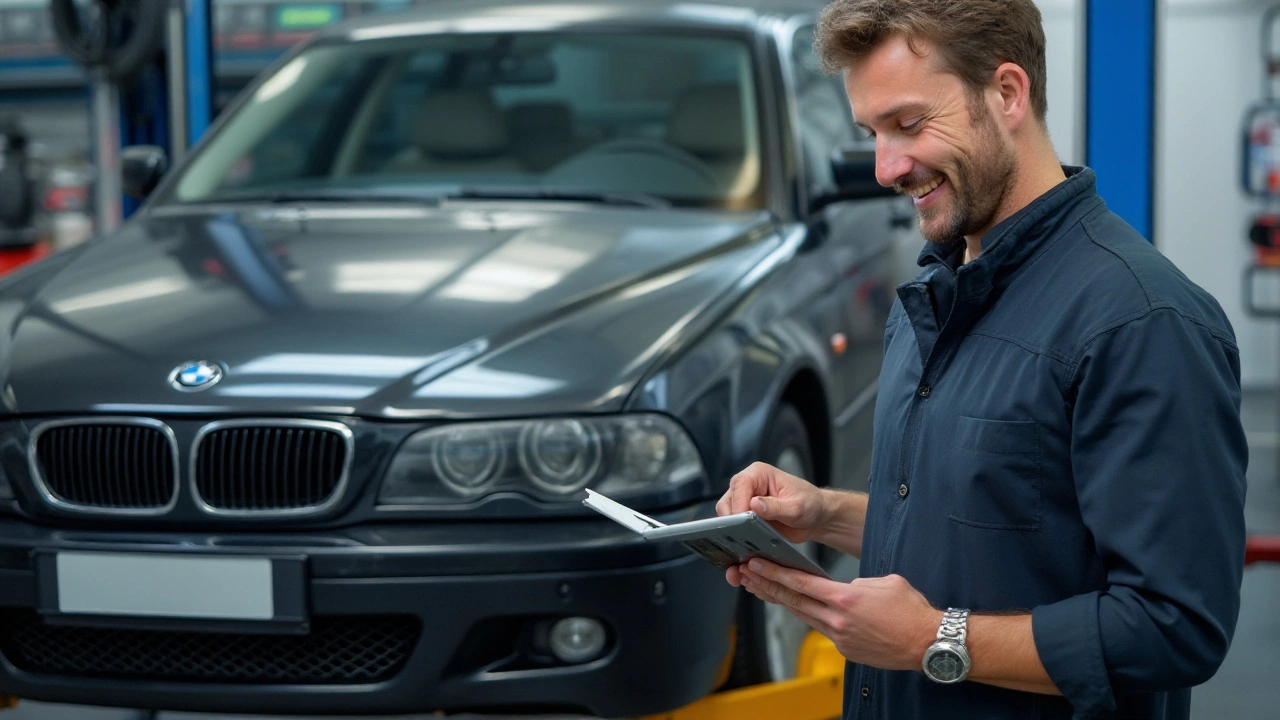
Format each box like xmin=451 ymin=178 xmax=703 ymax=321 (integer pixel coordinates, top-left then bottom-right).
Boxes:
xmin=165 ymin=31 xmax=766 ymax=209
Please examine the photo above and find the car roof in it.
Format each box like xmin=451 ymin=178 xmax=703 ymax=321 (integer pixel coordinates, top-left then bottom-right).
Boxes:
xmin=326 ymin=0 xmax=826 ymax=41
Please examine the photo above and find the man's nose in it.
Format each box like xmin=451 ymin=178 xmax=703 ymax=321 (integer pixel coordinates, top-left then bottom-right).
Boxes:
xmin=874 ymin=139 xmax=911 ymax=188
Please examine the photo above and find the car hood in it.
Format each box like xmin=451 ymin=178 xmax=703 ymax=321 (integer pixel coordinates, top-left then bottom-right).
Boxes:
xmin=1 ymin=203 xmax=782 ymax=417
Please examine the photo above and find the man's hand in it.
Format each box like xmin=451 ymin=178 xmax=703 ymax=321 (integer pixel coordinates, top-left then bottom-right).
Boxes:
xmin=737 ymin=558 xmax=1062 ymax=695
xmin=716 ymin=462 xmax=868 ymax=566
xmin=738 ymin=557 xmax=939 ymax=672
xmin=716 ymin=461 xmax=829 ymax=543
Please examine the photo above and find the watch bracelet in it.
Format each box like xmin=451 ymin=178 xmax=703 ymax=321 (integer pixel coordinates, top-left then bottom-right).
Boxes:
xmin=936 ymin=607 xmax=970 ymax=644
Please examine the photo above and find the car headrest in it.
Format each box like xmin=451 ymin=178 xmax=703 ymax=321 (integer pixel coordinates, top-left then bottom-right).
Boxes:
xmin=507 ymin=102 xmax=577 ymax=143
xmin=667 ymin=85 xmax=743 ymax=159
xmin=412 ymin=90 xmax=510 ymax=159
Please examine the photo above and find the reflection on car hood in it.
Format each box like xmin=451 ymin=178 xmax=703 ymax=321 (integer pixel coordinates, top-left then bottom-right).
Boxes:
xmin=1 ymin=203 xmax=781 ymax=417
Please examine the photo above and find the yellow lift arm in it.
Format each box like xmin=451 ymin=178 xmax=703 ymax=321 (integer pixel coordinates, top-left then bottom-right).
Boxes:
xmin=639 ymin=632 xmax=845 ymax=720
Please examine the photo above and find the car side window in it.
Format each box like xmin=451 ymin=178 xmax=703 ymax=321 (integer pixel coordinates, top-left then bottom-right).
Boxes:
xmin=791 ymin=25 xmax=859 ymax=192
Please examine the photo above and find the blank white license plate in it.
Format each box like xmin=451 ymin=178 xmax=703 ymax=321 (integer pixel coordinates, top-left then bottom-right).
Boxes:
xmin=56 ymin=552 xmax=274 ymax=620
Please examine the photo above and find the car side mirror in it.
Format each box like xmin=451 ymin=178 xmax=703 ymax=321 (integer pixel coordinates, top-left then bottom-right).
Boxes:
xmin=808 ymin=147 xmax=897 ymax=214
xmin=121 ymin=145 xmax=168 ymax=200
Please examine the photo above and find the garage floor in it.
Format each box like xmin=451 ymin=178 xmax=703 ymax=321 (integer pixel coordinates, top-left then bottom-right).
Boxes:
xmin=6 ymin=390 xmax=1280 ymax=720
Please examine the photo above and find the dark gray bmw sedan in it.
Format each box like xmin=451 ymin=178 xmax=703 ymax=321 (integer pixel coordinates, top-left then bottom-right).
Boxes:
xmin=0 ymin=0 xmax=913 ymax=716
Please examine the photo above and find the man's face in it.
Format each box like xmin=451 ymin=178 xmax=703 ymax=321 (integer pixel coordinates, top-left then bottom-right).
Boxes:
xmin=845 ymin=35 xmax=1016 ymax=244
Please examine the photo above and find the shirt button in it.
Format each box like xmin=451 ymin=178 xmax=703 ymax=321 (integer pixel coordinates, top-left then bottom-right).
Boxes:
xmin=861 ymin=686 xmax=870 ymax=699
xmin=898 ymin=484 xmax=909 ymax=498
xmin=917 ymin=384 xmax=932 ymax=398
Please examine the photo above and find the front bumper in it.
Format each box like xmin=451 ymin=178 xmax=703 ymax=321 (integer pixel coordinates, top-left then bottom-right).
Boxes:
xmin=0 ymin=504 xmax=738 ymax=717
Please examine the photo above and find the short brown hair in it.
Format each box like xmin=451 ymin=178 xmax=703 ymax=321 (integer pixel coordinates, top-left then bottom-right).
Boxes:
xmin=815 ymin=0 xmax=1048 ymax=121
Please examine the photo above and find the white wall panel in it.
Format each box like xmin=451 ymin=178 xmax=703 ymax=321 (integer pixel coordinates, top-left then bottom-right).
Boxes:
xmin=1036 ymin=0 xmax=1086 ymax=166
xmin=1159 ymin=0 xmax=1280 ymax=388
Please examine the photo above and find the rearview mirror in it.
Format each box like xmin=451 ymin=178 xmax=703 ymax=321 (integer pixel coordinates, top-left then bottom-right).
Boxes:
xmin=809 ymin=147 xmax=897 ymax=214
xmin=121 ymin=145 xmax=168 ymax=200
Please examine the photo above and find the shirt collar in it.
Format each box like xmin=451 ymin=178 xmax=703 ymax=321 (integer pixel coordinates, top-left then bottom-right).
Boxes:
xmin=915 ymin=166 xmax=1099 ymax=284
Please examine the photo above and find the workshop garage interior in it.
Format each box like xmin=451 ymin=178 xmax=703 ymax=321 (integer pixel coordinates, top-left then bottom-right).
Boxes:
xmin=0 ymin=0 xmax=1275 ymax=719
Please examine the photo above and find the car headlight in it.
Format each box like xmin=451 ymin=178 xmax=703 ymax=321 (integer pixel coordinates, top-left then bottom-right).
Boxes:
xmin=432 ymin=426 xmax=506 ymax=497
xmin=519 ymin=420 xmax=604 ymax=495
xmin=378 ymin=414 xmax=703 ymax=505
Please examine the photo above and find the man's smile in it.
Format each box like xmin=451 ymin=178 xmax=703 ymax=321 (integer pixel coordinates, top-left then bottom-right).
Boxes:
xmin=906 ymin=176 xmax=946 ymax=207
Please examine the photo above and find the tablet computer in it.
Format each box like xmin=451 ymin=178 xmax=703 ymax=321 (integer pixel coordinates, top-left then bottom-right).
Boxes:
xmin=583 ymin=489 xmax=831 ymax=579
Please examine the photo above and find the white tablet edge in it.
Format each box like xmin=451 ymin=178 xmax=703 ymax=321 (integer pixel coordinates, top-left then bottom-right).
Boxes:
xmin=582 ymin=489 xmax=667 ymax=535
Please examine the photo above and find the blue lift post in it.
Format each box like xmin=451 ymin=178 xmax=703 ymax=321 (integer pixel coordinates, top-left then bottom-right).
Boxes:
xmin=1085 ymin=0 xmax=1157 ymax=242
xmin=185 ymin=0 xmax=214 ymax=148
xmin=118 ymin=67 xmax=169 ymax=219
xmin=115 ymin=0 xmax=213 ymax=220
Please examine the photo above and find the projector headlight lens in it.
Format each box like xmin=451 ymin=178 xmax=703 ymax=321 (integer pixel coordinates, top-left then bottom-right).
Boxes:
xmin=519 ymin=420 xmax=602 ymax=495
xmin=378 ymin=414 xmax=703 ymax=505
xmin=431 ymin=426 xmax=505 ymax=497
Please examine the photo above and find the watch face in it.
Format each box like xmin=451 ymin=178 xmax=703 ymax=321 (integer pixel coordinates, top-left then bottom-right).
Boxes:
xmin=926 ymin=649 xmax=963 ymax=681
xmin=923 ymin=642 xmax=970 ymax=683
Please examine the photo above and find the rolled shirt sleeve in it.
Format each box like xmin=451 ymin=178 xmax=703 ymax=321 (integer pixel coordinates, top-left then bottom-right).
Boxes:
xmin=1032 ymin=307 xmax=1248 ymax=717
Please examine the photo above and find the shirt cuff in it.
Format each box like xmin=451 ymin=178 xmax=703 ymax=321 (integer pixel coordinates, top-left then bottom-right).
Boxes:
xmin=1032 ymin=592 xmax=1116 ymax=717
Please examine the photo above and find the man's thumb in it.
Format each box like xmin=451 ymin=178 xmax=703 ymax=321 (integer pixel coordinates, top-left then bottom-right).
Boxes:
xmin=752 ymin=495 xmax=796 ymax=522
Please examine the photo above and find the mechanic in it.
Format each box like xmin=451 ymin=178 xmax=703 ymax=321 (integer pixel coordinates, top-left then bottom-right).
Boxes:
xmin=716 ymin=1 xmax=1249 ymax=718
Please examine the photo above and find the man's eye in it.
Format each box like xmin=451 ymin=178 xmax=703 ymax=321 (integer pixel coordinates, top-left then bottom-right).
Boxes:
xmin=902 ymin=119 xmax=925 ymax=133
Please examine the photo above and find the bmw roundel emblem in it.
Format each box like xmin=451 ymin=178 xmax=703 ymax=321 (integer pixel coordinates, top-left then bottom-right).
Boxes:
xmin=169 ymin=361 xmax=225 ymax=392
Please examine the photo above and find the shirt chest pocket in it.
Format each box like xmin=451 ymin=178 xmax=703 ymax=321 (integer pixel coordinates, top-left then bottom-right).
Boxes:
xmin=948 ymin=416 xmax=1043 ymax=532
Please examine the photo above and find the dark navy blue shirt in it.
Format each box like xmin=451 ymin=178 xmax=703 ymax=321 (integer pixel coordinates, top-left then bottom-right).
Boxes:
xmin=845 ymin=168 xmax=1248 ymax=720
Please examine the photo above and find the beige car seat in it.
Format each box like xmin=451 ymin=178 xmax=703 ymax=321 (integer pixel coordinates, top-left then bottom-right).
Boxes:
xmin=383 ymin=89 xmax=525 ymax=175
xmin=666 ymin=84 xmax=757 ymax=198
xmin=506 ymin=102 xmax=594 ymax=172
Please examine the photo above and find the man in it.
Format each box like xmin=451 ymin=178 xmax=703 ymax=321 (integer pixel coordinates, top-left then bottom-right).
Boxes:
xmin=716 ymin=1 xmax=1248 ymax=718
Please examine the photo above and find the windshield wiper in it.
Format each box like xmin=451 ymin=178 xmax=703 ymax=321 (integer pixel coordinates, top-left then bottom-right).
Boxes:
xmin=446 ymin=186 xmax=671 ymax=209
xmin=199 ymin=189 xmax=444 ymax=205
xmin=198 ymin=186 xmax=670 ymax=209
xmin=264 ymin=190 xmax=443 ymax=204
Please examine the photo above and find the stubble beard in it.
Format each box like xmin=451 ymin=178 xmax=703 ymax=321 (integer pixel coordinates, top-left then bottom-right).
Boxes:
xmin=917 ymin=106 xmax=1018 ymax=245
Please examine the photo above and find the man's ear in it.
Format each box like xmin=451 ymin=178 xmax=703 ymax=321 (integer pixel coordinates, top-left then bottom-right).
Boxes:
xmin=993 ymin=62 xmax=1032 ymax=130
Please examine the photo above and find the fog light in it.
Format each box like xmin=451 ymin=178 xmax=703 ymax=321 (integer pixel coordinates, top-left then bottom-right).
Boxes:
xmin=548 ymin=617 xmax=607 ymax=664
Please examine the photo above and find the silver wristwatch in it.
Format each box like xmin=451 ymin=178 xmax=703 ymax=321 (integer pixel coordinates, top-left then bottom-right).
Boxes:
xmin=922 ymin=608 xmax=972 ymax=684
